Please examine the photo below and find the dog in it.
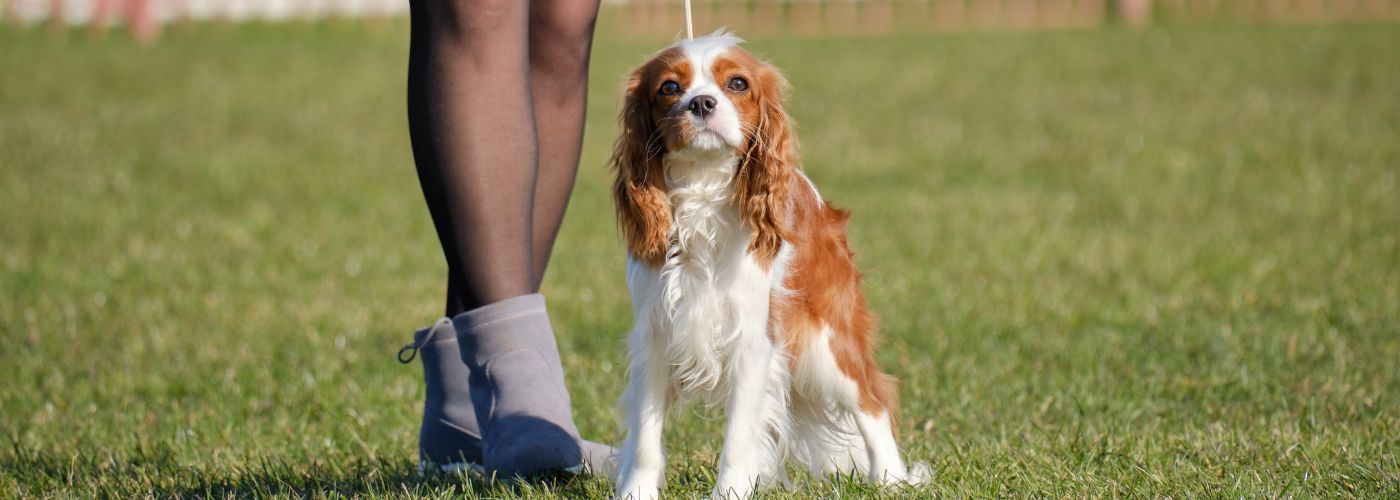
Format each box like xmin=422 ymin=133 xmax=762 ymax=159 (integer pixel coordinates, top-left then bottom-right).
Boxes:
xmin=607 ymin=31 xmax=929 ymax=499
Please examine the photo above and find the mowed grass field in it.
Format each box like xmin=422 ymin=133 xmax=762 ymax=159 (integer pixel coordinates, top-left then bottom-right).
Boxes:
xmin=3 ymin=17 xmax=1399 ymax=497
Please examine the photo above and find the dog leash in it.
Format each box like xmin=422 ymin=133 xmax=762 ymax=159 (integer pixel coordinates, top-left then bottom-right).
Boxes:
xmin=684 ymin=0 xmax=694 ymax=39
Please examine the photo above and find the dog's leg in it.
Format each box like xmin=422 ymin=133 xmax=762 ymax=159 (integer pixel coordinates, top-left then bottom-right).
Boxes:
xmin=853 ymin=409 xmax=917 ymax=485
xmin=615 ymin=323 xmax=671 ymax=500
xmin=789 ymin=398 xmax=869 ymax=479
xmin=712 ymin=338 xmax=785 ymax=499
xmin=789 ymin=331 xmax=869 ymax=479
xmin=793 ymin=326 xmax=922 ymax=485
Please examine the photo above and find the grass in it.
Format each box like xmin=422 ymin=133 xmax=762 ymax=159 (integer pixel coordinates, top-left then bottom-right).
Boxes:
xmin=2 ymin=16 xmax=1399 ymax=498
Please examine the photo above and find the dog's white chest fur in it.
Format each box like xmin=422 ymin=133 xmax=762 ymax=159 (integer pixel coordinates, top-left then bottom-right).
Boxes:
xmin=625 ymin=153 xmax=788 ymax=402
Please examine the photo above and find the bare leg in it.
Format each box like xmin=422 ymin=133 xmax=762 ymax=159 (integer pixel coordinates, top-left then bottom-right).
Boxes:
xmin=526 ymin=0 xmax=601 ymax=287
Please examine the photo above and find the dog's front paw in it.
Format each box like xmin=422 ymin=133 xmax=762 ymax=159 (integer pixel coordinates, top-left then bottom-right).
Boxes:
xmin=710 ymin=475 xmax=757 ymax=500
xmin=615 ymin=468 xmax=662 ymax=500
xmin=615 ymin=480 xmax=660 ymax=500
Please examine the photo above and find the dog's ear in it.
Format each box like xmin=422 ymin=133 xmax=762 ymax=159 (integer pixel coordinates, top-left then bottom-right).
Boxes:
xmin=610 ymin=64 xmax=672 ymax=265
xmin=735 ymin=64 xmax=797 ymax=268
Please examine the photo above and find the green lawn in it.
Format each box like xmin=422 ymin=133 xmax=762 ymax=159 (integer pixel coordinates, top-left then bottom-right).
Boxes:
xmin=2 ymin=18 xmax=1398 ymax=497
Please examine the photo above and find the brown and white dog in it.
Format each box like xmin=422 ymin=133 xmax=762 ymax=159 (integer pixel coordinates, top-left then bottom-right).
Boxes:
xmin=609 ymin=32 xmax=929 ymax=499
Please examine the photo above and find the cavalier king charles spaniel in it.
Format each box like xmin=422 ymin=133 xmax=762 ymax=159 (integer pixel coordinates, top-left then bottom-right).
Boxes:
xmin=609 ymin=32 xmax=929 ymax=499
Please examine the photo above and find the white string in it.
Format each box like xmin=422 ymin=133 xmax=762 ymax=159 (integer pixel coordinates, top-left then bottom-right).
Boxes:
xmin=684 ymin=0 xmax=694 ymax=39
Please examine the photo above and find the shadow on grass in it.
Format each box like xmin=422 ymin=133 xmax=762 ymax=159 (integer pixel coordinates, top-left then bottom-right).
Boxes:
xmin=3 ymin=440 xmax=607 ymax=497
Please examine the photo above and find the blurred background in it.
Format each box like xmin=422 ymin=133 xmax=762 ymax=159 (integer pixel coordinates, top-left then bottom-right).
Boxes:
xmin=6 ymin=0 xmax=1400 ymax=40
xmin=2 ymin=0 xmax=1398 ymax=497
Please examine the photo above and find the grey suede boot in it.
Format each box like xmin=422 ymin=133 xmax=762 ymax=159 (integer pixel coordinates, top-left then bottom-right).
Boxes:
xmin=400 ymin=305 xmax=614 ymax=477
xmin=452 ymin=293 xmax=612 ymax=477
xmin=399 ymin=318 xmax=484 ymax=473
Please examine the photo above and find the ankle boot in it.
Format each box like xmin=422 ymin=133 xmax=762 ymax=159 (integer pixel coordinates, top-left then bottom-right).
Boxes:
xmin=400 ymin=314 xmax=616 ymax=476
xmin=453 ymin=293 xmax=614 ymax=476
xmin=399 ymin=318 xmax=483 ymax=473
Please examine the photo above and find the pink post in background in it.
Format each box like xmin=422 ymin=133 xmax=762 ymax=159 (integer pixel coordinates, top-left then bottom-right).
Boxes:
xmin=44 ymin=0 xmax=164 ymax=41
xmin=90 ymin=0 xmax=114 ymax=36
xmin=1117 ymin=0 xmax=1154 ymax=27
xmin=124 ymin=0 xmax=160 ymax=42
xmin=47 ymin=0 xmax=64 ymax=30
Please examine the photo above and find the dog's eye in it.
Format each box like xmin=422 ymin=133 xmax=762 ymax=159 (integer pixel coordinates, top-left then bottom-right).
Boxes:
xmin=659 ymin=81 xmax=681 ymax=96
xmin=726 ymin=77 xmax=748 ymax=92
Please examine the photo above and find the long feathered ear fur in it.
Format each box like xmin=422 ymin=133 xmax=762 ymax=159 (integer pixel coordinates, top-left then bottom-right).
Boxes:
xmin=610 ymin=68 xmax=672 ymax=266
xmin=736 ymin=66 xmax=797 ymax=268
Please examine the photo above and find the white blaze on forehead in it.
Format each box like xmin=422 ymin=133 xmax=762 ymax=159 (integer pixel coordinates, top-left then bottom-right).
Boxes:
xmin=675 ymin=30 xmax=744 ymax=89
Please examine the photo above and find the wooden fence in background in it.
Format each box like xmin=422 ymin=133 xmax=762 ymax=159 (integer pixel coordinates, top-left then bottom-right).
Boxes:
xmin=4 ymin=0 xmax=1398 ymax=41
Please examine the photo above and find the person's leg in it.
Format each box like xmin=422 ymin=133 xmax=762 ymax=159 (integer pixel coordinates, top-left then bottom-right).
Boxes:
xmin=406 ymin=0 xmax=611 ymax=477
xmin=408 ymin=0 xmax=536 ymax=314
xmin=526 ymin=0 xmax=601 ymax=287
xmin=519 ymin=2 xmax=617 ymax=471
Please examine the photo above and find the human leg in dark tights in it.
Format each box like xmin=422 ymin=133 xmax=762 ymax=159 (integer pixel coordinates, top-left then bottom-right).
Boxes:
xmin=408 ymin=0 xmax=536 ymax=314
xmin=404 ymin=0 xmax=608 ymax=476
xmin=527 ymin=0 xmax=601 ymax=289
xmin=433 ymin=0 xmax=602 ymax=315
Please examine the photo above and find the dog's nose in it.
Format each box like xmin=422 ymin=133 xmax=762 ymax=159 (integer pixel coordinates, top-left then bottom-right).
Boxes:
xmin=688 ymin=95 xmax=717 ymax=119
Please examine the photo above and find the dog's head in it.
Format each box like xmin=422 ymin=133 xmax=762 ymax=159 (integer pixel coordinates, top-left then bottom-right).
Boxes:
xmin=610 ymin=31 xmax=797 ymax=264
